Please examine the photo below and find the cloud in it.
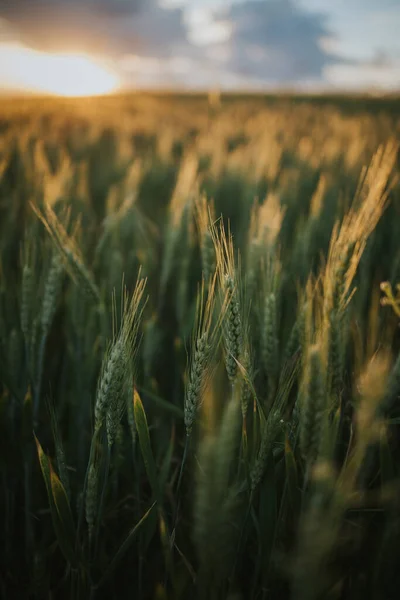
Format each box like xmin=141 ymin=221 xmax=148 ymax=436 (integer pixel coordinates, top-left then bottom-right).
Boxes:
xmin=214 ymin=0 xmax=336 ymax=83
xmin=0 ymin=0 xmax=147 ymax=16
xmin=184 ymin=7 xmax=232 ymax=46
xmin=133 ymin=0 xmax=340 ymax=88
xmin=0 ymin=1 xmax=157 ymax=55
xmin=110 ymin=6 xmax=189 ymax=58
xmin=0 ymin=0 xmax=398 ymax=90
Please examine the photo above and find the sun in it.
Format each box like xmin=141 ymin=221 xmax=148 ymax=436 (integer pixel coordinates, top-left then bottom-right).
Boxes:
xmin=0 ymin=43 xmax=120 ymax=96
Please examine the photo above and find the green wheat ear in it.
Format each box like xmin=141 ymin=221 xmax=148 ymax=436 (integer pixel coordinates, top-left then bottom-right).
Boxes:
xmin=299 ymin=345 xmax=326 ymax=466
xmin=95 ymin=277 xmax=146 ymax=444
xmin=224 ymin=273 xmax=242 ymax=384
xmin=262 ymin=292 xmax=279 ymax=395
xmin=210 ymin=217 xmax=247 ymax=388
xmin=21 ymin=264 xmax=33 ymax=342
xmin=41 ymin=252 xmax=64 ymax=335
xmin=86 ymin=461 xmax=99 ymax=540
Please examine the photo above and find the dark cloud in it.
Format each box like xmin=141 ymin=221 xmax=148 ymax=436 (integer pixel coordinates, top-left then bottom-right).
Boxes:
xmin=0 ymin=0 xmax=163 ymax=55
xmin=111 ymin=7 xmax=189 ymax=58
xmin=0 ymin=0 xmax=147 ymax=16
xmin=217 ymin=0 xmax=336 ymax=83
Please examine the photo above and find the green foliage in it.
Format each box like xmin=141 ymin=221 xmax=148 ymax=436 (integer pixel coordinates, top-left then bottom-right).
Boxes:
xmin=35 ymin=435 xmax=78 ymax=567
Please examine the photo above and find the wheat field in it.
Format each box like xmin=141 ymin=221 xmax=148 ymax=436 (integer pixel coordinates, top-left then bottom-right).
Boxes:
xmin=1 ymin=92 xmax=400 ymax=600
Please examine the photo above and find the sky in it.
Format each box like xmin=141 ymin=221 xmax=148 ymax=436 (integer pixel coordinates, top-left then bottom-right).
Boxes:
xmin=0 ymin=0 xmax=399 ymax=92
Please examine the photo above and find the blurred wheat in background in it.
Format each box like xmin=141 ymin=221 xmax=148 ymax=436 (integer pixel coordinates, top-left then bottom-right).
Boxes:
xmin=0 ymin=92 xmax=400 ymax=600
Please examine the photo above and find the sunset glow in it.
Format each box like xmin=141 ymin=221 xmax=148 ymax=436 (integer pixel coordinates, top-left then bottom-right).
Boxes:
xmin=0 ymin=43 xmax=120 ymax=96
